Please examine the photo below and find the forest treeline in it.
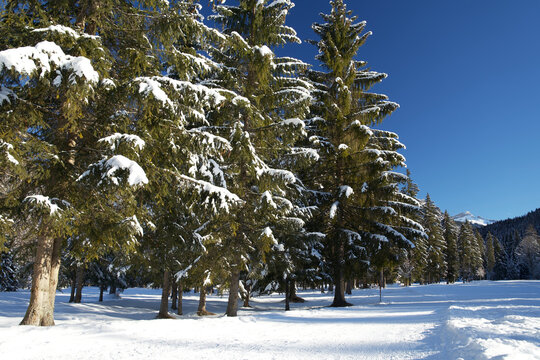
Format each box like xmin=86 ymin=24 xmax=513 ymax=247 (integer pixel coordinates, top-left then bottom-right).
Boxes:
xmin=1 ymin=0 xmax=539 ymax=326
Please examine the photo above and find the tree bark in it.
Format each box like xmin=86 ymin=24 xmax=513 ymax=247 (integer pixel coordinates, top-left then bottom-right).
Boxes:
xmin=226 ymin=270 xmax=240 ymax=317
xmin=197 ymin=284 xmax=215 ymax=316
xmin=330 ymin=241 xmax=352 ymax=307
xmin=177 ymin=281 xmax=183 ymax=316
xmin=74 ymin=265 xmax=84 ymax=303
xmin=109 ymin=283 xmax=116 ymax=295
xmin=288 ymin=279 xmax=305 ymax=303
xmin=171 ymin=281 xmax=178 ymax=310
xmin=346 ymin=279 xmax=352 ymax=295
xmin=379 ymin=268 xmax=384 ymax=302
xmin=99 ymin=285 xmax=105 ymax=302
xmin=157 ymin=269 xmax=173 ymax=319
xmin=69 ymin=276 xmax=76 ymax=303
xmin=285 ymin=278 xmax=290 ymax=311
xmin=20 ymin=232 xmax=55 ymax=326
xmin=242 ymin=282 xmax=251 ymax=308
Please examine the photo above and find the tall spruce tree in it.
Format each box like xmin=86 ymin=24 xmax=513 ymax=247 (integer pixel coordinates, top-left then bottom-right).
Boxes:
xmin=458 ymin=221 xmax=478 ymax=282
xmin=209 ymin=0 xmax=312 ymax=316
xmin=306 ymin=0 xmax=420 ymax=306
xmin=485 ymin=232 xmax=496 ymax=279
xmin=422 ymin=194 xmax=445 ymax=283
xmin=443 ymin=211 xmax=459 ymax=283
xmin=0 ymin=0 xmax=139 ymax=326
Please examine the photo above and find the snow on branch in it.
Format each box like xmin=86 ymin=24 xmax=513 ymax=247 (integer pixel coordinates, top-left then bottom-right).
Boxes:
xmin=0 ymin=139 xmax=18 ymax=165
xmin=0 ymin=41 xmax=99 ymax=84
xmin=78 ymin=155 xmax=148 ymax=187
xmin=98 ymin=133 xmax=145 ymax=151
xmin=176 ymin=173 xmax=243 ymax=213
xmin=24 ymin=195 xmax=69 ymax=216
xmin=32 ymin=25 xmax=99 ymax=40
xmin=0 ymin=86 xmax=17 ymax=106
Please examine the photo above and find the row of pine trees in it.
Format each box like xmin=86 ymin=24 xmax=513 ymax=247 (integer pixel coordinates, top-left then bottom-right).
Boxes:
xmin=1 ymin=0 xmax=538 ymax=326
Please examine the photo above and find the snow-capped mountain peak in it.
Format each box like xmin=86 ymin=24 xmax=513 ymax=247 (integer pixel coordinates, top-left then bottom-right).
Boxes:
xmin=452 ymin=211 xmax=495 ymax=226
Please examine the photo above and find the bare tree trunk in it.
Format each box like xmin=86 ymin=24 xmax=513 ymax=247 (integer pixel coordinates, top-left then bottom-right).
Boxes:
xmin=74 ymin=265 xmax=84 ymax=303
xmin=177 ymin=281 xmax=183 ymax=316
xmin=20 ymin=232 xmax=56 ymax=326
xmin=285 ymin=278 xmax=290 ymax=311
xmin=171 ymin=281 xmax=178 ymax=310
xmin=329 ymin=283 xmax=334 ymax=292
xmin=197 ymin=284 xmax=215 ymax=316
xmin=242 ymin=282 xmax=251 ymax=308
xmin=345 ymin=279 xmax=352 ymax=295
xmin=109 ymin=283 xmax=116 ymax=295
xmin=69 ymin=276 xmax=76 ymax=303
xmin=157 ymin=269 xmax=173 ymax=319
xmin=379 ymin=268 xmax=384 ymax=302
xmin=226 ymin=270 xmax=240 ymax=317
xmin=99 ymin=285 xmax=105 ymax=302
xmin=289 ymin=279 xmax=305 ymax=303
xmin=330 ymin=241 xmax=352 ymax=307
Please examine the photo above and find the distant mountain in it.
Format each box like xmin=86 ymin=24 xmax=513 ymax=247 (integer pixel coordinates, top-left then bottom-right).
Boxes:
xmin=452 ymin=211 xmax=496 ymax=227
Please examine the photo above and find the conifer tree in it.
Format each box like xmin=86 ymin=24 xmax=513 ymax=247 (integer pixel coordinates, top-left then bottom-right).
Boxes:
xmin=485 ymin=232 xmax=496 ymax=279
xmin=306 ymin=0 xmax=420 ymax=305
xmin=209 ymin=0 xmax=312 ymax=316
xmin=0 ymin=0 xmax=139 ymax=326
xmin=458 ymin=221 xmax=478 ymax=282
xmin=0 ymin=250 xmax=18 ymax=291
xmin=443 ymin=211 xmax=459 ymax=283
xmin=422 ymin=194 xmax=446 ymax=283
xmin=515 ymin=224 xmax=540 ymax=279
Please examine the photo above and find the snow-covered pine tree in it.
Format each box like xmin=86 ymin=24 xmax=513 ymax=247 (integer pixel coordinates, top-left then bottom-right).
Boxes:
xmin=458 ymin=220 xmax=479 ymax=282
xmin=0 ymin=0 xmax=142 ymax=326
xmin=305 ymin=0 xmax=421 ymax=305
xmin=485 ymin=232 xmax=496 ymax=279
xmin=515 ymin=224 xmax=540 ymax=279
xmin=443 ymin=211 xmax=459 ymax=283
xmin=421 ymin=194 xmax=446 ymax=283
xmin=208 ymin=0 xmax=312 ymax=316
xmin=0 ymin=250 xmax=18 ymax=291
xmin=474 ymin=230 xmax=486 ymax=279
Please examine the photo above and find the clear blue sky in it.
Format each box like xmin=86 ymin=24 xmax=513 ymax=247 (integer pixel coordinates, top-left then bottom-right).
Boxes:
xmin=205 ymin=0 xmax=540 ymax=221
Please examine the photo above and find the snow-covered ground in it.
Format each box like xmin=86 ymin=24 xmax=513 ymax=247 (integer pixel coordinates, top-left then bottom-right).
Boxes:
xmin=0 ymin=281 xmax=538 ymax=359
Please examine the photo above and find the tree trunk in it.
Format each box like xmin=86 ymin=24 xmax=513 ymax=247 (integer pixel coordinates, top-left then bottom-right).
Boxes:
xmin=346 ymin=279 xmax=352 ymax=295
xmin=288 ymin=279 xmax=305 ymax=303
xmin=177 ymin=281 xmax=183 ymax=316
xmin=329 ymin=283 xmax=334 ymax=292
xmin=330 ymin=241 xmax=351 ymax=307
xmin=285 ymin=278 xmax=290 ymax=311
xmin=109 ymin=283 xmax=116 ymax=295
xmin=171 ymin=281 xmax=178 ymax=310
xmin=69 ymin=276 xmax=76 ymax=303
xmin=242 ymin=283 xmax=251 ymax=308
xmin=20 ymin=232 xmax=56 ymax=326
xmin=226 ymin=270 xmax=240 ymax=317
xmin=379 ymin=268 xmax=384 ymax=302
xmin=99 ymin=285 xmax=105 ymax=302
xmin=197 ymin=284 xmax=215 ymax=316
xmin=74 ymin=265 xmax=84 ymax=303
xmin=157 ymin=269 xmax=173 ymax=319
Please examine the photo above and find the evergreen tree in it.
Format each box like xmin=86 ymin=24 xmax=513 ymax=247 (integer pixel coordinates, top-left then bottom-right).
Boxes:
xmin=422 ymin=194 xmax=446 ymax=283
xmin=306 ymin=0 xmax=419 ymax=305
xmin=209 ymin=0 xmax=312 ymax=316
xmin=474 ymin=230 xmax=485 ymax=279
xmin=0 ymin=250 xmax=18 ymax=291
xmin=443 ymin=211 xmax=459 ymax=283
xmin=458 ymin=221 xmax=478 ymax=282
xmin=515 ymin=224 xmax=540 ymax=279
xmin=485 ymin=232 xmax=496 ymax=279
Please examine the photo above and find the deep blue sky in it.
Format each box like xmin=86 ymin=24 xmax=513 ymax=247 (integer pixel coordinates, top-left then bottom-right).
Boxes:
xmin=207 ymin=0 xmax=540 ymax=220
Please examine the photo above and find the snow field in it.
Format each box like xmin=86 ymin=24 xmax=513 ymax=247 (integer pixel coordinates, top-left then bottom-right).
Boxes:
xmin=0 ymin=281 xmax=538 ymax=360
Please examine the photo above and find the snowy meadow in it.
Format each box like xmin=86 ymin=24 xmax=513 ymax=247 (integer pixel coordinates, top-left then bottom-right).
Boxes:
xmin=1 ymin=281 xmax=539 ymax=360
